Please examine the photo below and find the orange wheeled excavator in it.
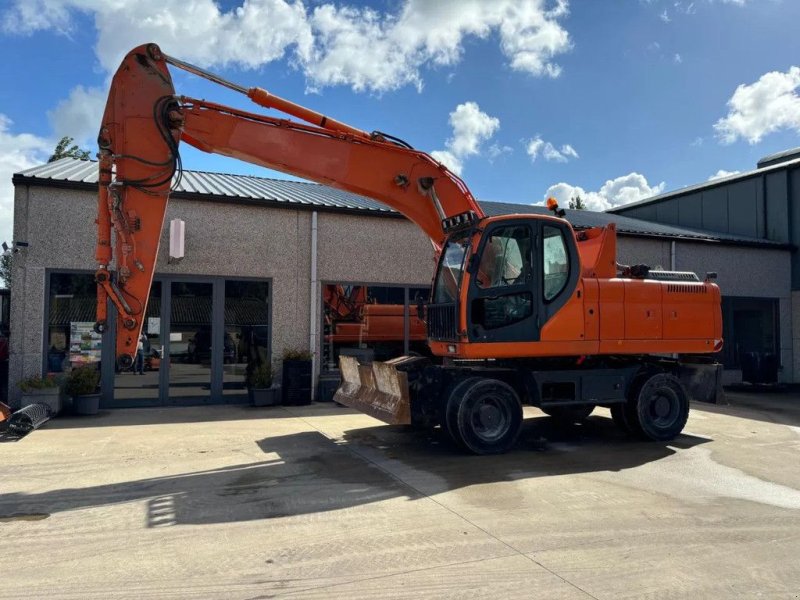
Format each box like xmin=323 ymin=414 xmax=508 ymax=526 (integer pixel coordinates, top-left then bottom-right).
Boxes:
xmin=94 ymin=44 xmax=722 ymax=454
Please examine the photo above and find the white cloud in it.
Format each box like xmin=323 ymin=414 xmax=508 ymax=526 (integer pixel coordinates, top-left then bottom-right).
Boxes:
xmin=430 ymin=150 xmax=463 ymax=176
xmin=541 ymin=172 xmax=665 ymax=211
xmin=660 ymin=9 xmax=671 ymax=22
xmin=691 ymin=136 xmax=704 ymax=146
xmin=708 ymin=169 xmax=740 ymax=180
xmin=47 ymin=85 xmax=107 ymax=147
xmin=487 ymin=143 xmax=513 ymax=161
xmin=431 ymin=102 xmax=499 ymax=175
xmin=714 ymin=66 xmax=800 ymax=144
xmin=526 ymin=136 xmax=578 ymax=163
xmin=2 ymin=0 xmax=573 ymax=94
xmin=0 ymin=115 xmax=51 ymax=246
xmin=673 ymin=53 xmax=682 ymax=64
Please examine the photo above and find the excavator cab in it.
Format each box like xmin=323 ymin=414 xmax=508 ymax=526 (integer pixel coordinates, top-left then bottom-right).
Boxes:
xmin=427 ymin=214 xmax=580 ymax=351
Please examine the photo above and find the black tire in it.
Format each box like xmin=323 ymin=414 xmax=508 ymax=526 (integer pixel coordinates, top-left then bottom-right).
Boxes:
xmin=451 ymin=378 xmax=523 ymax=455
xmin=443 ymin=377 xmax=481 ymax=448
xmin=540 ymin=404 xmax=595 ymax=423
xmin=610 ymin=403 xmax=633 ymax=433
xmin=630 ymin=373 xmax=689 ymax=441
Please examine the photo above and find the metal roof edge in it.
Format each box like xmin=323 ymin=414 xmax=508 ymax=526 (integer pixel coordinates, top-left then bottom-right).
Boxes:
xmin=11 ymin=174 xmax=406 ymax=220
xmin=608 ymin=155 xmax=800 ymax=213
xmin=12 ymin=163 xmax=790 ymax=250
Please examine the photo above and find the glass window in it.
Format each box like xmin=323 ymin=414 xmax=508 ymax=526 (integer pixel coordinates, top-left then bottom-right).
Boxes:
xmin=433 ymin=235 xmax=468 ymax=304
xmin=114 ymin=281 xmax=161 ymax=404
xmin=47 ymin=273 xmax=100 ymax=373
xmin=476 ymin=226 xmax=530 ymax=289
xmin=472 ymin=292 xmax=533 ymax=330
xmin=322 ymin=283 xmax=428 ymax=372
xmin=543 ymin=226 xmax=569 ymax=301
xmin=224 ymin=280 xmax=270 ymax=402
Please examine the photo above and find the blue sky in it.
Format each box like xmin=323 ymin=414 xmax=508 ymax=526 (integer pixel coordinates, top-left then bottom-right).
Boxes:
xmin=1 ymin=0 xmax=799 ymax=244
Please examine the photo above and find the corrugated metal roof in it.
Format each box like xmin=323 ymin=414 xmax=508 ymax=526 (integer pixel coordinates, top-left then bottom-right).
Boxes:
xmin=15 ymin=158 xmax=787 ymax=247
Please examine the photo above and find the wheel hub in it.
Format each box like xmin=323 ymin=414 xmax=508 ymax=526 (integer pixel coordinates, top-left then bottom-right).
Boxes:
xmin=654 ymin=395 xmax=671 ymax=418
xmin=478 ymin=404 xmax=501 ymax=428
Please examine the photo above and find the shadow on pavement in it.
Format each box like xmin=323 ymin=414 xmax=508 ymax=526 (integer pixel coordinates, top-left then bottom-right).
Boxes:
xmin=41 ymin=403 xmax=349 ymax=430
xmin=0 ymin=413 xmax=710 ymax=527
xmin=693 ymin=388 xmax=800 ymax=427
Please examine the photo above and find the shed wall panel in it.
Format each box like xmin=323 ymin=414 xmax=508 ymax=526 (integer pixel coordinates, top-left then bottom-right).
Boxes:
xmin=766 ymin=171 xmax=789 ymax=242
xmin=678 ymin=194 xmax=702 ymax=229
xmin=701 ymin=187 xmax=729 ymax=232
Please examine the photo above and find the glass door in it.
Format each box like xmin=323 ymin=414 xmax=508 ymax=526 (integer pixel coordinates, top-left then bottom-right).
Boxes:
xmin=168 ymin=281 xmax=213 ymax=405
xmin=113 ymin=281 xmax=162 ymax=406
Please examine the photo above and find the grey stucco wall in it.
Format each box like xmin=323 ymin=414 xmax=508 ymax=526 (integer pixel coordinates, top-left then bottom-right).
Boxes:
xmin=317 ymin=212 xmax=433 ymax=285
xmin=7 ymin=184 xmax=435 ymax=403
xmin=8 ymin=182 xmax=796 ymax=405
xmin=675 ymin=241 xmax=793 ymax=383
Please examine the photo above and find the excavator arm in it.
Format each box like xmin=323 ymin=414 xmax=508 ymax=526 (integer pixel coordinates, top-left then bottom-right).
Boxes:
xmin=95 ymin=44 xmax=483 ymax=366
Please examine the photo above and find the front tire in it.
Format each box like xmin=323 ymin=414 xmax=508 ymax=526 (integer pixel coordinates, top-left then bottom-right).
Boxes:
xmin=448 ymin=378 xmax=523 ymax=455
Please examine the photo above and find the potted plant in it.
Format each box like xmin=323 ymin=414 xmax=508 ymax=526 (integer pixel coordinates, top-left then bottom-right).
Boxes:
xmin=18 ymin=373 xmax=61 ymax=415
xmin=246 ymin=361 xmax=279 ymax=407
xmin=281 ymin=349 xmax=312 ymax=406
xmin=64 ymin=365 xmax=101 ymax=415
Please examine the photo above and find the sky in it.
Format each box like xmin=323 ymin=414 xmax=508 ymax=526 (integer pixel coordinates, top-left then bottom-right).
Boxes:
xmin=1 ymin=0 xmax=800 ymax=246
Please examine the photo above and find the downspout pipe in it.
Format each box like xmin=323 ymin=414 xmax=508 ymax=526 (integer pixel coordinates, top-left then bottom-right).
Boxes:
xmin=309 ymin=211 xmax=318 ymax=399
xmin=670 ymin=240 xmax=676 ymax=271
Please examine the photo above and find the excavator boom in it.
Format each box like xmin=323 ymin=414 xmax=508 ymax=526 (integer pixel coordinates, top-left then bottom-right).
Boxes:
xmin=96 ymin=43 xmax=483 ymax=365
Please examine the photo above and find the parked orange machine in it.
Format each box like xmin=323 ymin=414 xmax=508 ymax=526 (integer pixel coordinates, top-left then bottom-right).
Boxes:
xmin=94 ymin=44 xmax=722 ymax=453
xmin=323 ymin=285 xmax=426 ymax=345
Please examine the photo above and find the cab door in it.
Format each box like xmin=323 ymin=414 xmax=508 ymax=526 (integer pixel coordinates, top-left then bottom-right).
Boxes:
xmin=467 ymin=221 xmax=539 ymax=342
xmin=466 ymin=219 xmax=579 ymax=344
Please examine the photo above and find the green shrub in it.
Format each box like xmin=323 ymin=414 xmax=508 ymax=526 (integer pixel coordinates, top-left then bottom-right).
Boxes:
xmin=64 ymin=365 xmax=101 ymax=397
xmin=17 ymin=374 xmax=59 ymax=392
xmin=282 ymin=348 xmax=312 ymax=361
xmin=246 ymin=362 xmax=273 ymax=389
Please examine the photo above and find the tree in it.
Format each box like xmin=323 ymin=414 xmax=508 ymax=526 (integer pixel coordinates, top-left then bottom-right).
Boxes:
xmin=568 ymin=195 xmax=586 ymax=210
xmin=0 ymin=252 xmax=10 ymax=290
xmin=48 ymin=136 xmax=91 ymax=163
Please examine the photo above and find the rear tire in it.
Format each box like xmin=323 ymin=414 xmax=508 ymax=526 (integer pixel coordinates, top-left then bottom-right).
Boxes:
xmin=629 ymin=373 xmax=689 ymax=441
xmin=540 ymin=404 xmax=595 ymax=423
xmin=449 ymin=378 xmax=522 ymax=455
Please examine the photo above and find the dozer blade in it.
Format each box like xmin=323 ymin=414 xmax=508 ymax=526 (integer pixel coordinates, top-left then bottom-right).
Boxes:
xmin=333 ymin=355 xmax=427 ymax=425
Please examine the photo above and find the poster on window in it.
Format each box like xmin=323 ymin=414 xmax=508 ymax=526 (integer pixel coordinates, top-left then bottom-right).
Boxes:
xmin=69 ymin=321 xmax=102 ymax=365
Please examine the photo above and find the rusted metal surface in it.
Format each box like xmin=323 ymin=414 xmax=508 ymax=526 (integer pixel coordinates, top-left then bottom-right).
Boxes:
xmin=334 ymin=355 xmax=428 ymax=425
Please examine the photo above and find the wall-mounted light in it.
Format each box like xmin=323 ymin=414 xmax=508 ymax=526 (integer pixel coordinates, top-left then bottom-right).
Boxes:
xmin=2 ymin=241 xmax=28 ymax=254
xmin=169 ymin=219 xmax=185 ymax=264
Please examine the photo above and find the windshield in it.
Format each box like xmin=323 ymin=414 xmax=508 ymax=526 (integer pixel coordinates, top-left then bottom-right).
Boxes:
xmin=433 ymin=235 xmax=469 ymax=304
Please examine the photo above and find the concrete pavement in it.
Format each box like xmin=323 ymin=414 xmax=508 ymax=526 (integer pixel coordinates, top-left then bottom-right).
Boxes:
xmin=1 ymin=393 xmax=800 ymax=599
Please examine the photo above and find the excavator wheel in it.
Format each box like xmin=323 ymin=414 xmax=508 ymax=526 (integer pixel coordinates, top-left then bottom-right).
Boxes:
xmin=611 ymin=373 xmax=689 ymax=442
xmin=627 ymin=372 xmax=689 ymax=442
xmin=610 ymin=403 xmax=634 ymax=433
xmin=540 ymin=404 xmax=595 ymax=424
xmin=447 ymin=377 xmax=522 ymax=455
xmin=443 ymin=377 xmax=481 ymax=448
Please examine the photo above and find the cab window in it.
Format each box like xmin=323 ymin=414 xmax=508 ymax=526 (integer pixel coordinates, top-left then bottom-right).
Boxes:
xmin=476 ymin=226 xmax=531 ymax=289
xmin=543 ymin=226 xmax=569 ymax=301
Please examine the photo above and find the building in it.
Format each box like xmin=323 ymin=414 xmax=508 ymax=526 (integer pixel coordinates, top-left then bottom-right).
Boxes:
xmin=610 ymin=148 xmax=800 ymax=384
xmin=6 ymin=157 xmax=792 ymax=407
